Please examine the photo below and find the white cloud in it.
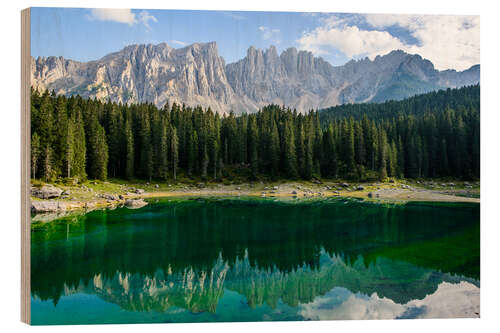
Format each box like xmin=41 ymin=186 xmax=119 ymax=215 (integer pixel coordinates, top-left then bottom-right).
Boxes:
xmin=88 ymin=8 xmax=157 ymax=31
xmin=138 ymin=11 xmax=158 ymax=31
xmin=88 ymin=8 xmax=136 ymax=25
xmin=258 ymin=26 xmax=281 ymax=45
xmin=298 ymin=24 xmax=405 ymax=58
xmin=297 ymin=14 xmax=479 ymax=71
xmin=170 ymin=40 xmax=187 ymax=47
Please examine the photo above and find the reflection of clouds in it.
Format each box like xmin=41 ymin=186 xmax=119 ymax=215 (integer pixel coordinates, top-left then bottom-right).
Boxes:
xmin=405 ymin=281 xmax=480 ymax=318
xmin=299 ymin=287 xmax=405 ymax=320
xmin=299 ymin=281 xmax=479 ymax=320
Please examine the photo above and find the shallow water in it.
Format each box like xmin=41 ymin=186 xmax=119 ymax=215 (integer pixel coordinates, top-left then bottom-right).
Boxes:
xmin=30 ymin=197 xmax=480 ymax=325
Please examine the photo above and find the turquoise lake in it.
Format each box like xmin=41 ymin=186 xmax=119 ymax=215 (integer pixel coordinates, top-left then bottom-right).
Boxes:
xmin=30 ymin=197 xmax=480 ymax=325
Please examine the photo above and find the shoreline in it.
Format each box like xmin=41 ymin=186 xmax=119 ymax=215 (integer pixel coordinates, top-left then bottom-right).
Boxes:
xmin=30 ymin=179 xmax=480 ymax=221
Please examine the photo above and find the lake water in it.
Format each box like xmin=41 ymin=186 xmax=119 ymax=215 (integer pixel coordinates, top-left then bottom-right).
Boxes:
xmin=30 ymin=197 xmax=480 ymax=325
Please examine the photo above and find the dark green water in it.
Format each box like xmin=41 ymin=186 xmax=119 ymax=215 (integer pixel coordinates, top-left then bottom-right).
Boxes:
xmin=30 ymin=197 xmax=480 ymax=325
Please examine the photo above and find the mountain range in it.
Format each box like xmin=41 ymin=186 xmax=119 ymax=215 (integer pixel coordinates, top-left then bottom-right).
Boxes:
xmin=31 ymin=42 xmax=480 ymax=114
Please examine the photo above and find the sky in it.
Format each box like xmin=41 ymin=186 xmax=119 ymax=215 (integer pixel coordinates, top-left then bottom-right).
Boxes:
xmin=31 ymin=8 xmax=479 ymax=71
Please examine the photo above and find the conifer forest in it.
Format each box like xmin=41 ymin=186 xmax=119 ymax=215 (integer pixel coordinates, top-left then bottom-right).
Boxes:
xmin=30 ymin=85 xmax=480 ymax=182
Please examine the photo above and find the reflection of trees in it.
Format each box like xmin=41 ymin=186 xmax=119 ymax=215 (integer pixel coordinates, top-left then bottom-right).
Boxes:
xmin=45 ymin=250 xmax=477 ymax=314
xmin=31 ymin=198 xmax=479 ymax=308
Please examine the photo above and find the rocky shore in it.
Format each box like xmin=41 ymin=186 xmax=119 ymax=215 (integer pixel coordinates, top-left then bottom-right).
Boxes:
xmin=30 ymin=180 xmax=480 ymax=220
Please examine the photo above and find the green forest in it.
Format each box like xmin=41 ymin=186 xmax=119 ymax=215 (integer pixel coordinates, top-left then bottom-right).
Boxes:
xmin=30 ymin=85 xmax=479 ymax=183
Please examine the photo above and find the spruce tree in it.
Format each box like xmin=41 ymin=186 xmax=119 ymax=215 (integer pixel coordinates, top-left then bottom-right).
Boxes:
xmin=31 ymin=132 xmax=41 ymax=179
xmin=247 ymin=116 xmax=259 ymax=179
xmin=269 ymin=119 xmax=280 ymax=177
xmin=171 ymin=126 xmax=179 ymax=181
xmin=72 ymin=108 xmax=86 ymax=180
xmin=304 ymin=121 xmax=314 ymax=180
xmin=378 ymin=129 xmax=388 ymax=181
xmin=124 ymin=118 xmax=134 ymax=180
xmin=283 ymin=120 xmax=298 ymax=178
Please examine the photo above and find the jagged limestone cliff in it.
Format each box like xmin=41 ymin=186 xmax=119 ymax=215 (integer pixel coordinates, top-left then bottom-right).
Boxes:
xmin=31 ymin=42 xmax=480 ymax=113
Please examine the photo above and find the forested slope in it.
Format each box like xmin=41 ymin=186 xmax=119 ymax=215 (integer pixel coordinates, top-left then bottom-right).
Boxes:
xmin=30 ymin=85 xmax=479 ymax=182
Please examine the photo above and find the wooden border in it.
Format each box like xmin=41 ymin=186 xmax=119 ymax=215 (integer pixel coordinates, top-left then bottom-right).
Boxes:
xmin=21 ymin=7 xmax=31 ymax=325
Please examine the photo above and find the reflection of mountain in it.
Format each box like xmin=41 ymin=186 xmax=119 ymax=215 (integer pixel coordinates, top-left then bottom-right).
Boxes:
xmin=45 ymin=250 xmax=476 ymax=314
xmin=31 ymin=198 xmax=479 ymax=315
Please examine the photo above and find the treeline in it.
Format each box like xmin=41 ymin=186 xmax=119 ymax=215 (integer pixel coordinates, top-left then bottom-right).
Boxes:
xmin=30 ymin=85 xmax=479 ymax=182
xmin=320 ymin=85 xmax=480 ymax=122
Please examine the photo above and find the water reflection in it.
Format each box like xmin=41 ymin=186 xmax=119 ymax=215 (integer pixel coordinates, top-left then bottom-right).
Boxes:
xmin=37 ymin=250 xmax=478 ymax=316
xmin=30 ymin=198 xmax=480 ymax=323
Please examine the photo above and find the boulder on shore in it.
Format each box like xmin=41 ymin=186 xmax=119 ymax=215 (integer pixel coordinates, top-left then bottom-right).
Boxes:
xmin=135 ymin=189 xmax=145 ymax=194
xmin=31 ymin=200 xmax=61 ymax=214
xmin=125 ymin=199 xmax=148 ymax=209
xmin=100 ymin=193 xmax=119 ymax=201
xmin=31 ymin=185 xmax=63 ymax=199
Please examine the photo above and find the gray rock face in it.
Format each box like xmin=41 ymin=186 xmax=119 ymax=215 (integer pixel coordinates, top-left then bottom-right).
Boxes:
xmin=32 ymin=42 xmax=236 ymax=115
xmin=31 ymin=43 xmax=480 ymax=114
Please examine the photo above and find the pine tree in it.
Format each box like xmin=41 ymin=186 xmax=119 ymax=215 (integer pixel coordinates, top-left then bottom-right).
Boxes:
xmin=38 ymin=93 xmax=53 ymax=180
xmin=64 ymin=120 xmax=75 ymax=178
xmin=171 ymin=126 xmax=179 ymax=181
xmin=304 ymin=121 xmax=314 ymax=180
xmin=140 ymin=115 xmax=154 ymax=181
xmin=88 ymin=121 xmax=108 ymax=180
xmin=247 ymin=116 xmax=259 ymax=179
xmin=323 ymin=124 xmax=337 ymax=178
xmin=31 ymin=132 xmax=41 ymax=179
xmin=378 ymin=129 xmax=388 ymax=181
xmin=43 ymin=146 xmax=52 ymax=182
xmin=72 ymin=108 xmax=87 ymax=180
xmin=283 ymin=120 xmax=298 ymax=178
xmin=106 ymin=106 xmax=122 ymax=178
xmin=269 ymin=119 xmax=280 ymax=177
xmin=340 ymin=119 xmax=355 ymax=177
xmin=439 ymin=138 xmax=449 ymax=176
xmin=296 ymin=122 xmax=305 ymax=177
xmin=158 ymin=122 xmax=169 ymax=180
xmin=208 ymin=119 xmax=220 ymax=180
xmin=124 ymin=118 xmax=134 ymax=180
xmin=354 ymin=122 xmax=366 ymax=166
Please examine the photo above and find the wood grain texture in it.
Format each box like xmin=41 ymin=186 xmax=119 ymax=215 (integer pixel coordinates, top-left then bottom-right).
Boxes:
xmin=21 ymin=7 xmax=31 ymax=325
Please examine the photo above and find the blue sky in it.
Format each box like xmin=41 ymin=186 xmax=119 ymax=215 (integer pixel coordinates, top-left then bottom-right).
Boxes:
xmin=31 ymin=8 xmax=479 ymax=70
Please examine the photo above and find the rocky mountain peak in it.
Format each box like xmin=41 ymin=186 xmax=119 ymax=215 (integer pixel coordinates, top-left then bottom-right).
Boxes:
xmin=31 ymin=43 xmax=480 ymax=114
